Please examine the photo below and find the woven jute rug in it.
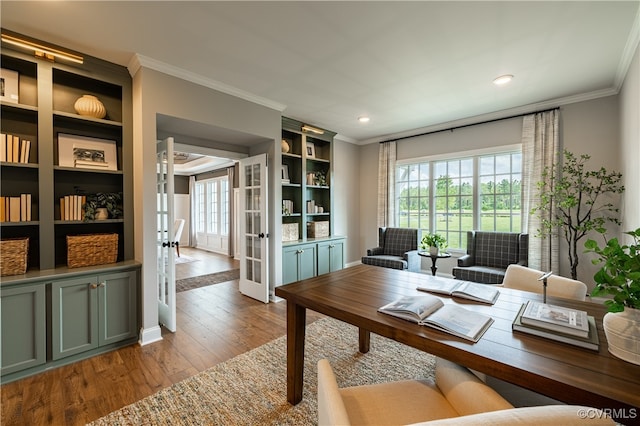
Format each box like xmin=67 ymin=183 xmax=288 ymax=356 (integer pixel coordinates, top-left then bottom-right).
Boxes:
xmin=89 ymin=317 xmax=436 ymax=425
xmin=175 ymin=269 xmax=240 ymax=293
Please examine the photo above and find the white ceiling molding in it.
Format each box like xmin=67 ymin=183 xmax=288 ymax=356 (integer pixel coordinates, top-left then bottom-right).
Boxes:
xmin=614 ymin=6 xmax=640 ymax=90
xmin=127 ymin=53 xmax=287 ymax=113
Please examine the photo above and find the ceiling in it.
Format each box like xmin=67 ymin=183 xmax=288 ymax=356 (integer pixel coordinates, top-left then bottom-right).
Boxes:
xmin=1 ymin=1 xmax=639 ymax=147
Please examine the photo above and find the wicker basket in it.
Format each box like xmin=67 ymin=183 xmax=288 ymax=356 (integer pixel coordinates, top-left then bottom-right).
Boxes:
xmin=282 ymin=223 xmax=299 ymax=242
xmin=307 ymin=221 xmax=329 ymax=238
xmin=0 ymin=237 xmax=29 ymax=276
xmin=67 ymin=233 xmax=118 ymax=268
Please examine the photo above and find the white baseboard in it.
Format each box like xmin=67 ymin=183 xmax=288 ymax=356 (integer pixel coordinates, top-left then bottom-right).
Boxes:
xmin=139 ymin=325 xmax=163 ymax=346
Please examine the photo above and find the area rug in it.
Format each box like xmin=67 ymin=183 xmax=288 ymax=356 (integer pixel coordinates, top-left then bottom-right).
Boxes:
xmin=89 ymin=317 xmax=436 ymax=425
xmin=175 ymin=269 xmax=240 ymax=293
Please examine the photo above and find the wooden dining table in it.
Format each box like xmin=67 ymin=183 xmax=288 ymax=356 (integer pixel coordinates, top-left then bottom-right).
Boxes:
xmin=275 ymin=264 xmax=640 ymax=424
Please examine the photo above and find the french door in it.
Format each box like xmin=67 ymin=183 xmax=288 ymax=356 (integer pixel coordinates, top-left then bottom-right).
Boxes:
xmin=156 ymin=137 xmax=176 ymax=331
xmin=239 ymin=154 xmax=269 ymax=303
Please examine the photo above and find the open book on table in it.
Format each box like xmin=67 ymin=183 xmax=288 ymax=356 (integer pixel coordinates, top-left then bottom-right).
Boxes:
xmin=378 ymin=295 xmax=494 ymax=343
xmin=417 ymin=276 xmax=499 ymax=305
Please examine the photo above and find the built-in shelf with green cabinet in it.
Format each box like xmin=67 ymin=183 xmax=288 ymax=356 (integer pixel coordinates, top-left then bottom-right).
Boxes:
xmin=280 ymin=117 xmax=346 ymax=283
xmin=0 ymin=31 xmax=138 ymax=383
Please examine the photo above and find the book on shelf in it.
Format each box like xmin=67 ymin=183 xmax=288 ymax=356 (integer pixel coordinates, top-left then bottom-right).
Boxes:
xmin=512 ymin=303 xmax=599 ymax=351
xmin=11 ymin=135 xmax=20 ymax=163
xmin=0 ymin=133 xmax=6 ymax=162
xmin=520 ymin=300 xmax=589 ymax=338
xmin=20 ymin=139 xmax=31 ymax=163
xmin=8 ymin=196 xmax=21 ymax=222
xmin=417 ymin=276 xmax=500 ymax=304
xmin=378 ymin=295 xmax=494 ymax=343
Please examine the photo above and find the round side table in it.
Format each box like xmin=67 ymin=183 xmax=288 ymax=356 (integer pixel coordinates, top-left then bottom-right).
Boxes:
xmin=418 ymin=251 xmax=452 ymax=276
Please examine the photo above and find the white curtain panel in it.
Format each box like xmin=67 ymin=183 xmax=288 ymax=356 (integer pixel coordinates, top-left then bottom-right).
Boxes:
xmin=189 ymin=175 xmax=197 ymax=247
xmin=227 ymin=166 xmax=235 ymax=256
xmin=521 ymin=109 xmax=559 ymax=272
xmin=377 ymin=141 xmax=397 ymax=228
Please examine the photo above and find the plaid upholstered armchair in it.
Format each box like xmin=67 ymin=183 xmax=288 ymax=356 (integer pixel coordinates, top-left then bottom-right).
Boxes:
xmin=452 ymin=231 xmax=528 ymax=284
xmin=361 ymin=227 xmax=421 ymax=272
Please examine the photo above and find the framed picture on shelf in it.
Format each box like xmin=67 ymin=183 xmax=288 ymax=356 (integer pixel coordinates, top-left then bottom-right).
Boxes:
xmin=0 ymin=68 xmax=19 ymax=104
xmin=58 ymin=133 xmax=118 ymax=171
xmin=281 ymin=164 xmax=290 ymax=183
xmin=306 ymin=142 xmax=315 ymax=158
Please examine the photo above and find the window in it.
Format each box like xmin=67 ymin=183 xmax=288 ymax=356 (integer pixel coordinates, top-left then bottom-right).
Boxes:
xmin=194 ymin=176 xmax=229 ymax=236
xmin=396 ymin=148 xmax=521 ymax=250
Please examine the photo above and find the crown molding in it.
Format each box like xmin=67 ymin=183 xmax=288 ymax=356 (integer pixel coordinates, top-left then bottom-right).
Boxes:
xmin=614 ymin=5 xmax=640 ymax=90
xmin=127 ymin=54 xmax=287 ymax=112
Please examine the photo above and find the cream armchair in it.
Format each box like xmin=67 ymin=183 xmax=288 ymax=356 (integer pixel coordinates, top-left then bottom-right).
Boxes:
xmin=317 ymin=358 xmax=614 ymax=426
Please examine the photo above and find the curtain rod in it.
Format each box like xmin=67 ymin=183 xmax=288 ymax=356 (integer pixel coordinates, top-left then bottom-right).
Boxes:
xmin=380 ymin=107 xmax=560 ymax=144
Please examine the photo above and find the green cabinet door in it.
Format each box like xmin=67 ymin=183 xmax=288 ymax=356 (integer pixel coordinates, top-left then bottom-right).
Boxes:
xmin=52 ymin=276 xmax=99 ymax=360
xmin=317 ymin=238 xmax=345 ymax=276
xmin=1 ymin=283 xmax=46 ymax=376
xmin=99 ymin=271 xmax=137 ymax=346
xmin=282 ymin=243 xmax=317 ymax=284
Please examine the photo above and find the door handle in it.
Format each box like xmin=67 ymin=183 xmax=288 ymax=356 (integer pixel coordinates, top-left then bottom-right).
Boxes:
xmin=258 ymin=233 xmax=265 ymax=238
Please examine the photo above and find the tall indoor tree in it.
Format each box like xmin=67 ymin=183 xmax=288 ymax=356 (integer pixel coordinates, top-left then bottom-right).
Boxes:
xmin=531 ymin=150 xmax=624 ymax=280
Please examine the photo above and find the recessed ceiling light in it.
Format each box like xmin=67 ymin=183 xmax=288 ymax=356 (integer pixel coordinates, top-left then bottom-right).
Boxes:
xmin=358 ymin=116 xmax=370 ymax=123
xmin=493 ymin=74 xmax=513 ymax=86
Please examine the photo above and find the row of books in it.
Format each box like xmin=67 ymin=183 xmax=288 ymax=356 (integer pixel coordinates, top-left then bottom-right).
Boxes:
xmin=0 ymin=194 xmax=32 ymax=222
xmin=0 ymin=133 xmax=32 ymax=164
xmin=60 ymin=195 xmax=86 ymax=221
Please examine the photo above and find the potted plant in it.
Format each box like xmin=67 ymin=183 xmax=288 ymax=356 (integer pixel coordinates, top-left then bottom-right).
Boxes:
xmin=585 ymin=228 xmax=640 ymax=365
xmin=531 ymin=150 xmax=624 ymax=280
xmin=421 ymin=233 xmax=447 ymax=256
xmin=83 ymin=192 xmax=123 ymax=221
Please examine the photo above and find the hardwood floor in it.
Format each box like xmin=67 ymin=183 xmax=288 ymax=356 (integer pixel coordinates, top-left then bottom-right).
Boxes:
xmin=0 ymin=248 xmax=323 ymax=425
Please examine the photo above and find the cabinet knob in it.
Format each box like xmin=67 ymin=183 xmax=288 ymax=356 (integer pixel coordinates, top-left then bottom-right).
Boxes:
xmin=329 ymin=244 xmax=335 ymax=248
xmin=90 ymin=284 xmax=98 ymax=289
xmin=99 ymin=282 xmax=106 ymax=287
xmin=297 ymin=249 xmax=304 ymax=254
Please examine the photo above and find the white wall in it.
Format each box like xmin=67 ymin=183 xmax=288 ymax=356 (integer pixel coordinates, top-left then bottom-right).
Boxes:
xmin=333 ymin=138 xmax=361 ymax=264
xmin=620 ymin=44 xmax=640 ymax=235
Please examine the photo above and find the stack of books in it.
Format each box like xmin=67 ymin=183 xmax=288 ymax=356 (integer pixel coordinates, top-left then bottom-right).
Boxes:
xmin=512 ymin=300 xmax=599 ymax=350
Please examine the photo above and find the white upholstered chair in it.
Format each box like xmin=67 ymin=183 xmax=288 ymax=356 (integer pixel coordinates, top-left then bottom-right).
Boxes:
xmin=317 ymin=358 xmax=613 ymax=425
xmin=501 ymin=264 xmax=588 ymax=301
xmin=173 ymin=219 xmax=186 ymax=257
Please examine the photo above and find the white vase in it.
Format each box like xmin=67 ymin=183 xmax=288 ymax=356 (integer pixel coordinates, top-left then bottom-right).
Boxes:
xmin=95 ymin=208 xmax=109 ymax=220
xmin=602 ymin=308 xmax=640 ymax=366
xmin=429 ymin=246 xmax=439 ymax=256
xmin=74 ymin=95 xmax=107 ymax=119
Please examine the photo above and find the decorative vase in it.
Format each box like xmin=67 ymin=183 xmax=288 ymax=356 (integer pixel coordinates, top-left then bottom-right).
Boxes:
xmin=602 ymin=308 xmax=640 ymax=365
xmin=74 ymin=95 xmax=107 ymax=119
xmin=95 ymin=208 xmax=109 ymax=220
xmin=281 ymin=139 xmax=290 ymax=153
xmin=429 ymin=246 xmax=439 ymax=256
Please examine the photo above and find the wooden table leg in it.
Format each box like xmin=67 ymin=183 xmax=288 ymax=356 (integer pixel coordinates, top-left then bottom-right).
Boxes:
xmin=359 ymin=328 xmax=370 ymax=353
xmin=286 ymin=300 xmax=306 ymax=405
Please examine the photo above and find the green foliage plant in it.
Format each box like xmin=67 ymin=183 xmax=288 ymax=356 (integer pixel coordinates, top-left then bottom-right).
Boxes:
xmin=83 ymin=192 xmax=123 ymax=221
xmin=585 ymin=228 xmax=640 ymax=313
xmin=421 ymin=233 xmax=447 ymax=251
xmin=531 ymin=150 xmax=624 ymax=280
